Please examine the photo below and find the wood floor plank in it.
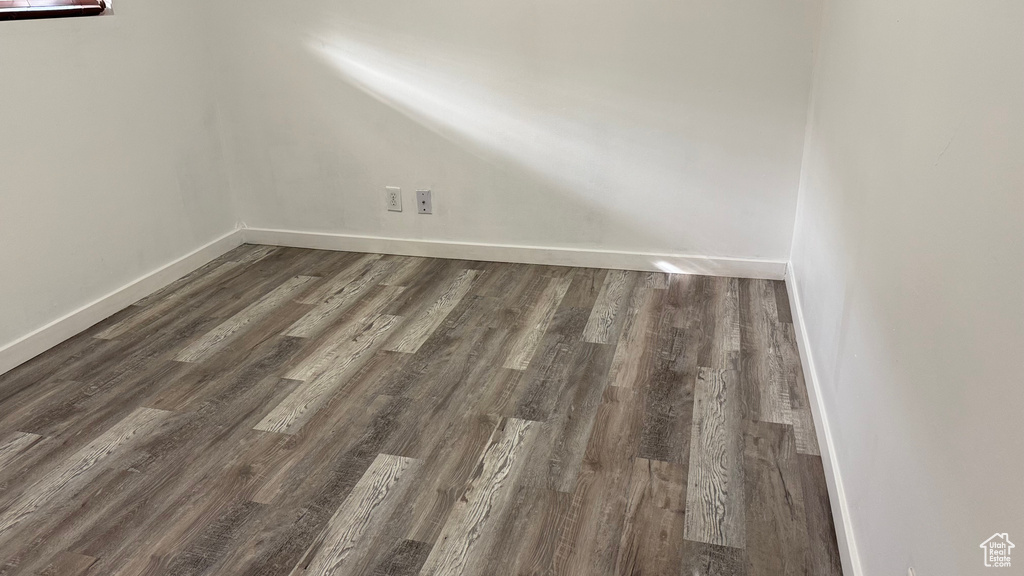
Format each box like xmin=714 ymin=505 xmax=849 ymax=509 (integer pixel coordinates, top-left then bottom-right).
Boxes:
xmin=615 ymin=457 xmax=687 ymax=576
xmin=0 ymin=431 xmax=43 ymax=471
xmin=287 ymin=259 xmax=396 ymax=338
xmin=637 ymin=273 xmax=705 ymax=465
xmin=380 ymin=260 xmax=463 ymax=318
xmin=518 ymin=341 xmax=618 ymax=493
xmin=773 ymin=280 xmax=794 ymax=324
xmin=709 ymin=276 xmax=742 ymax=370
xmin=174 ymin=275 xmax=317 ymax=363
xmin=581 ymin=270 xmax=636 ymax=344
xmin=779 ymin=322 xmax=820 ymax=455
xmin=0 ymin=335 xmax=110 ymax=411
xmin=798 ymin=454 xmax=844 ymax=576
xmin=94 ymin=247 xmax=278 ymax=341
xmin=0 ymin=406 xmax=170 ymax=542
xmin=744 ymin=421 xmax=809 ymax=575
xmin=148 ymin=335 xmax=306 ymax=413
xmin=503 ymin=276 xmax=573 ymax=370
xmin=177 ymin=394 xmax=410 ymax=576
xmin=256 ymin=314 xmax=401 ymax=434
xmin=739 ymin=279 xmax=790 ymax=425
xmin=787 ymin=382 xmax=820 ymax=457
xmin=386 ymin=269 xmax=479 ymax=354
xmin=476 ymin=486 xmax=571 ymax=576
xmin=419 ymin=417 xmax=538 ymax=576
xmin=129 ymin=245 xmax=279 ymax=309
xmin=548 ymin=385 xmax=645 ymax=575
xmin=369 ymin=539 xmax=432 ymax=576
xmin=36 ymin=550 xmax=98 ymax=575
xmin=398 ymin=413 xmax=501 ymax=545
xmin=637 ymin=362 xmax=694 ymax=465
xmin=681 ymin=540 xmax=748 ymax=576
xmin=643 ymin=271 xmax=671 ymax=290
xmin=378 ymin=256 xmax=429 ymax=288
xmin=560 ymin=268 xmax=609 ymax=310
xmin=0 ymin=368 xmax=187 ymax=496
xmin=284 ymin=287 xmax=404 ymax=382
xmin=301 ymin=453 xmax=420 ymax=576
xmin=607 ymin=283 xmax=667 ymax=389
xmin=296 ymin=254 xmax=384 ymax=305
xmin=510 ymin=306 xmax=591 ymax=423
xmin=161 ymin=499 xmax=265 ymax=576
xmin=684 ymin=367 xmax=745 ymax=549
xmin=27 ymin=340 xmax=315 ymax=575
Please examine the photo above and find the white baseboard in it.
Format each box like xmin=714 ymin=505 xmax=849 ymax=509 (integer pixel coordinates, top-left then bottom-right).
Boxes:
xmin=241 ymin=228 xmax=788 ymax=280
xmin=0 ymin=226 xmax=784 ymax=378
xmin=0 ymin=229 xmax=245 ymax=377
xmin=785 ymin=263 xmax=863 ymax=576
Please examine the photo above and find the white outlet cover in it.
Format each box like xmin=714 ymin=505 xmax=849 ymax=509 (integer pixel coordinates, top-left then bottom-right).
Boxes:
xmin=386 ymin=186 xmax=402 ymax=212
xmin=417 ymin=189 xmax=432 ymax=214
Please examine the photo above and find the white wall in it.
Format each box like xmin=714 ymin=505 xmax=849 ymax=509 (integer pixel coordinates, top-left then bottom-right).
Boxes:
xmin=212 ymin=0 xmax=820 ymax=262
xmin=0 ymin=1 xmax=236 ymax=351
xmin=791 ymin=0 xmax=1024 ymax=573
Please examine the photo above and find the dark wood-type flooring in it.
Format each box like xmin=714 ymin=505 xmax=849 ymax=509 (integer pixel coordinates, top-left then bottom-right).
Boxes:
xmin=0 ymin=245 xmax=843 ymax=575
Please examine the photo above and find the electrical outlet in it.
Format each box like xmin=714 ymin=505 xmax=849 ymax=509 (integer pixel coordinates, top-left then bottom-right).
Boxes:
xmin=417 ymin=189 xmax=432 ymax=214
xmin=385 ymin=186 xmax=402 ymax=212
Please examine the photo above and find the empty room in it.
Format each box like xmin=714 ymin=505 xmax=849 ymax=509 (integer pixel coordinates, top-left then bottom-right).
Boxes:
xmin=1 ymin=0 xmax=1021 ymax=574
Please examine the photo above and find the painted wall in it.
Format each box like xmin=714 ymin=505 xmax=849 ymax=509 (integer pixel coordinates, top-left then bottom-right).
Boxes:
xmin=790 ymin=0 xmax=1024 ymax=573
xmin=212 ymin=0 xmax=820 ymax=262
xmin=0 ymin=1 xmax=236 ymax=350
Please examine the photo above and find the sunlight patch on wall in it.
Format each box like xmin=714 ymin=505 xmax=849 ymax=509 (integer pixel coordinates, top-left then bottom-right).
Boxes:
xmin=304 ymin=29 xmax=706 ymax=242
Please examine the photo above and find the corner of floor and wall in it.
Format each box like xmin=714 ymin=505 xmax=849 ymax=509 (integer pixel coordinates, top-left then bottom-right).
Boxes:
xmin=3 ymin=0 xmax=1022 ymax=574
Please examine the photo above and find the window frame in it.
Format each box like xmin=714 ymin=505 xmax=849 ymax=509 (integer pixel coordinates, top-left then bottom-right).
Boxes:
xmin=0 ymin=0 xmax=106 ymax=21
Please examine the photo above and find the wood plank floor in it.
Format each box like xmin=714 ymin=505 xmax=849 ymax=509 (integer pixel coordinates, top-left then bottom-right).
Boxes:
xmin=0 ymin=245 xmax=843 ymax=576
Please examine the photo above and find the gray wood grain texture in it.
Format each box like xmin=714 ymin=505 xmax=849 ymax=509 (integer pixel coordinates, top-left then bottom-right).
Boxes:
xmin=779 ymin=321 xmax=820 ymax=455
xmin=256 ymin=314 xmax=400 ymax=434
xmin=378 ymin=256 xmax=429 ymax=288
xmin=287 ymin=258 xmax=394 ymax=337
xmin=615 ymin=457 xmax=687 ymax=575
xmin=772 ymin=280 xmax=794 ymax=324
xmin=503 ymin=276 xmax=572 ymax=370
xmin=0 ymin=431 xmax=42 ymax=471
xmin=37 ymin=550 xmax=98 ymax=575
xmin=296 ymin=254 xmax=383 ymax=305
xmin=0 ymin=406 xmax=169 ymax=542
xmin=681 ymin=540 xmax=748 ymax=576
xmin=799 ymin=453 xmax=844 ymax=576
xmin=95 ymin=246 xmax=279 ymax=341
xmin=0 ymin=245 xmax=841 ymax=576
xmin=606 ymin=283 xmax=666 ymax=389
xmin=419 ymin=417 xmax=537 ymax=576
xmin=302 ymin=453 xmax=420 ymax=576
xmin=684 ymin=367 xmax=746 ymax=548
xmin=129 ymin=245 xmax=279 ymax=310
xmin=370 ymin=539 xmax=432 ymax=575
xmin=174 ymin=275 xmax=316 ymax=363
xmin=744 ymin=421 xmax=809 ymax=575
xmin=740 ymin=279 xmax=791 ymax=425
xmin=386 ymin=269 xmax=479 ymax=354
xmin=581 ymin=269 xmax=635 ymax=344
